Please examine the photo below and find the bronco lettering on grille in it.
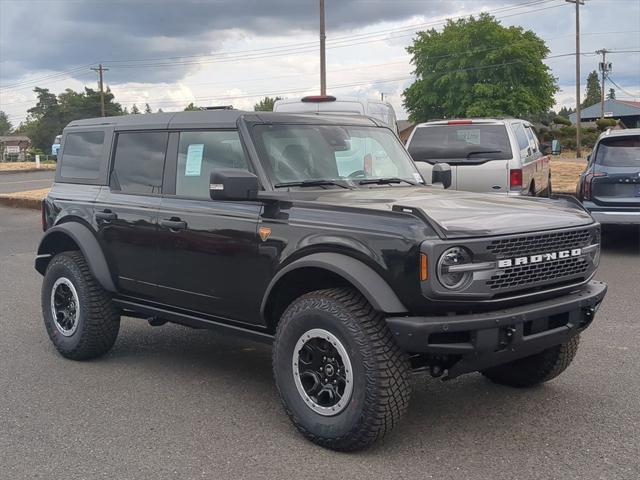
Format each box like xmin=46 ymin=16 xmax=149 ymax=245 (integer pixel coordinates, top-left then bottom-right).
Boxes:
xmin=497 ymin=248 xmax=582 ymax=268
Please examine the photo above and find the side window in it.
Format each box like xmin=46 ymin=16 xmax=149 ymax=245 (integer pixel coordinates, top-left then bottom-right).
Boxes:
xmin=175 ymin=130 xmax=249 ymax=199
xmin=60 ymin=131 xmax=105 ymax=179
xmin=110 ymin=131 xmax=168 ymax=195
xmin=524 ymin=126 xmax=539 ymax=152
xmin=513 ymin=123 xmax=530 ymax=153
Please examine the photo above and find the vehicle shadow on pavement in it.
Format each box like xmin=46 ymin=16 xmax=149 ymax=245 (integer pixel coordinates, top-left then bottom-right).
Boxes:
xmin=102 ymin=319 xmax=591 ymax=457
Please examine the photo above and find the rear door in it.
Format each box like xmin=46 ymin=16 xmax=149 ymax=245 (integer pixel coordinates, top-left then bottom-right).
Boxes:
xmin=94 ymin=130 xmax=168 ymax=300
xmin=591 ymin=134 xmax=640 ymax=207
xmin=407 ymin=122 xmax=512 ymax=193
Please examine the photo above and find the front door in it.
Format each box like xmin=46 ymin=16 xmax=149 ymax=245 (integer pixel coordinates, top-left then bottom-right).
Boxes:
xmin=155 ymin=129 xmax=263 ymax=323
xmin=94 ymin=130 xmax=168 ymax=300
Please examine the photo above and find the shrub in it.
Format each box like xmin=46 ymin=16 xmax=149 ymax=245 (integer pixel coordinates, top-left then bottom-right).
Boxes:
xmin=595 ymin=118 xmax=617 ymax=131
xmin=553 ymin=115 xmax=572 ymax=126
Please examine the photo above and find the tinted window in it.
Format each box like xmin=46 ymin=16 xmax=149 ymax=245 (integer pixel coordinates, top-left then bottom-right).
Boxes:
xmin=110 ymin=132 xmax=168 ymax=195
xmin=60 ymin=131 xmax=104 ymax=179
xmin=595 ymin=135 xmax=640 ymax=167
xmin=408 ymin=124 xmax=512 ymax=161
xmin=175 ymin=130 xmax=249 ymax=199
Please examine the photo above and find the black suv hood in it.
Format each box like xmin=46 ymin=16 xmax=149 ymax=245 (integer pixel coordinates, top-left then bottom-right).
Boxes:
xmin=290 ymin=186 xmax=594 ymax=238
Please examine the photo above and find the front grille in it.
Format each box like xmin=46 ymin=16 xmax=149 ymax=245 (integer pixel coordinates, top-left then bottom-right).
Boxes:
xmin=485 ymin=228 xmax=594 ymax=292
xmin=487 ymin=228 xmax=592 ymax=258
xmin=487 ymin=256 xmax=589 ymax=290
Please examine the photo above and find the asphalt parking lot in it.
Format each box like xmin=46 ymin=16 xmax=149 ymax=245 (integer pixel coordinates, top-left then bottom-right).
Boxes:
xmin=0 ymin=204 xmax=638 ymax=480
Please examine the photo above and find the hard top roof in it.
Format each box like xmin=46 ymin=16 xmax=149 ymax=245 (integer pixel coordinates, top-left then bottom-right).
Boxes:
xmin=64 ymin=110 xmax=382 ymax=131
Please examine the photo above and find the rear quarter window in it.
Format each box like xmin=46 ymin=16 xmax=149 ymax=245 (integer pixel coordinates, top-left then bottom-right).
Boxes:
xmin=60 ymin=131 xmax=105 ymax=179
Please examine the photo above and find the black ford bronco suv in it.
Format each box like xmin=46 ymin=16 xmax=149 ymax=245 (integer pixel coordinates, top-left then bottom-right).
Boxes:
xmin=36 ymin=110 xmax=607 ymax=451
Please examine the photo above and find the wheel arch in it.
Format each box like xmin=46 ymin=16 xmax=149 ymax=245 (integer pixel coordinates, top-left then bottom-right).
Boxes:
xmin=35 ymin=223 xmax=116 ymax=292
xmin=261 ymin=252 xmax=408 ymax=329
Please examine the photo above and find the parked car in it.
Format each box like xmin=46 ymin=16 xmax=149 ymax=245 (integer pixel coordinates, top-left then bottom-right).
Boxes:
xmin=273 ymin=95 xmax=398 ymax=133
xmin=406 ymin=119 xmax=555 ymax=196
xmin=36 ymin=111 xmax=606 ymax=451
xmin=576 ymin=128 xmax=640 ymax=225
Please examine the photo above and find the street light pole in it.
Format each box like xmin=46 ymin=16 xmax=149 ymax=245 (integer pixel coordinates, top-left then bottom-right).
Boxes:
xmin=319 ymin=0 xmax=327 ymax=95
xmin=566 ymin=0 xmax=584 ymax=158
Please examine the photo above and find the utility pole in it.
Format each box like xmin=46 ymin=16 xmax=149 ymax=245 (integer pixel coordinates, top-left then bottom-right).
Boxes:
xmin=596 ymin=48 xmax=611 ymax=118
xmin=566 ymin=0 xmax=584 ymax=158
xmin=380 ymin=92 xmax=385 ymax=101
xmin=91 ymin=64 xmax=109 ymax=117
xmin=319 ymin=0 xmax=326 ymax=95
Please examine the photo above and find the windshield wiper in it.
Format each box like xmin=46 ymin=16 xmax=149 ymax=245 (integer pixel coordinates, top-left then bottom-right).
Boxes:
xmin=466 ymin=150 xmax=503 ymax=158
xmin=357 ymin=177 xmax=418 ymax=186
xmin=273 ymin=179 xmax=351 ymax=189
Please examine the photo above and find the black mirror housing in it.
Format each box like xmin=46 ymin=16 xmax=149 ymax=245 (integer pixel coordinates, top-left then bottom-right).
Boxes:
xmin=431 ymin=163 xmax=452 ymax=189
xmin=210 ymin=169 xmax=259 ymax=201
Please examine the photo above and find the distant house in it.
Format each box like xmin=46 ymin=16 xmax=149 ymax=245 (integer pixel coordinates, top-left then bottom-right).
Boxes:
xmin=0 ymin=135 xmax=32 ymax=161
xmin=569 ymin=99 xmax=640 ymax=128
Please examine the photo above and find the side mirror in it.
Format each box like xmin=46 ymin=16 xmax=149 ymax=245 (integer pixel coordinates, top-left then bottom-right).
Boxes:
xmin=431 ymin=163 xmax=452 ymax=189
xmin=210 ymin=169 xmax=259 ymax=201
xmin=551 ymin=139 xmax=562 ymax=155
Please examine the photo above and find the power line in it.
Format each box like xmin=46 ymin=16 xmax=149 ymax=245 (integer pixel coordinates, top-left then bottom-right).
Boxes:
xmin=606 ymin=76 xmax=640 ymax=98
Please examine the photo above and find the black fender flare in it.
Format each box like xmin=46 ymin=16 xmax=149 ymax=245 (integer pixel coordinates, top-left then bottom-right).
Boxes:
xmin=260 ymin=252 xmax=408 ymax=316
xmin=35 ymin=223 xmax=116 ymax=292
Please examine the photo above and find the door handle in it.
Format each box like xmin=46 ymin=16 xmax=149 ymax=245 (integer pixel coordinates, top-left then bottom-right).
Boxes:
xmin=95 ymin=210 xmax=117 ymax=222
xmin=161 ymin=218 xmax=187 ymax=231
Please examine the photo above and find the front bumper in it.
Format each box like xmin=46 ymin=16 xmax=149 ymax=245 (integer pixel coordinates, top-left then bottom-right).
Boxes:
xmin=386 ymin=280 xmax=607 ymax=378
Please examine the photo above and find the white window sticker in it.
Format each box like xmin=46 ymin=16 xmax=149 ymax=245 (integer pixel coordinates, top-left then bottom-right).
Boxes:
xmin=456 ymin=129 xmax=481 ymax=145
xmin=185 ymin=144 xmax=204 ymax=176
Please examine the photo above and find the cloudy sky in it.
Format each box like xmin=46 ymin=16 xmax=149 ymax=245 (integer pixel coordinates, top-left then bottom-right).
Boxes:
xmin=1 ymin=0 xmax=638 ymax=126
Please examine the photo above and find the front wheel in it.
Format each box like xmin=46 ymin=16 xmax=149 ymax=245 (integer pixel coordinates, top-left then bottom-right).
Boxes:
xmin=272 ymin=288 xmax=411 ymax=451
xmin=481 ymin=335 xmax=580 ymax=388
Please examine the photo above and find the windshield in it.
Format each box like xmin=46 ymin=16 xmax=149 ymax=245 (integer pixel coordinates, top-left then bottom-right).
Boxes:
xmin=408 ymin=124 xmax=512 ymax=162
xmin=595 ymin=135 xmax=640 ymax=167
xmin=252 ymin=124 xmax=421 ymax=186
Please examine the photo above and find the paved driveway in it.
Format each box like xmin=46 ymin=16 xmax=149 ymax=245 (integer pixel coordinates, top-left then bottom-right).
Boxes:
xmin=0 ymin=206 xmax=638 ymax=480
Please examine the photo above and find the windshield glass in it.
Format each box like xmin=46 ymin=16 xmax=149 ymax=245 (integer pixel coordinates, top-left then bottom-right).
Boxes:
xmin=408 ymin=124 xmax=512 ymax=162
xmin=595 ymin=135 xmax=640 ymax=167
xmin=253 ymin=124 xmax=421 ymax=186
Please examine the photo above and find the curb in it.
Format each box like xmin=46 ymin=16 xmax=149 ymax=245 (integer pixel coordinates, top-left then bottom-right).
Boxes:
xmin=0 ymin=195 xmax=42 ymax=210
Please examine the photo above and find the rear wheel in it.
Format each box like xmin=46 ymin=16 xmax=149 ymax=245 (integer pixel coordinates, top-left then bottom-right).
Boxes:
xmin=540 ymin=176 xmax=552 ymax=197
xmin=42 ymin=251 xmax=120 ymax=360
xmin=272 ymin=288 xmax=411 ymax=451
xmin=481 ymin=335 xmax=580 ymax=388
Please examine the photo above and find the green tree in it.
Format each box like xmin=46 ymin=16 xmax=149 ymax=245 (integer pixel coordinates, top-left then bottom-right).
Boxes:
xmin=15 ymin=86 xmax=123 ymax=151
xmin=402 ymin=14 xmax=558 ymax=122
xmin=606 ymin=88 xmax=616 ymax=100
xmin=253 ymin=96 xmax=282 ymax=112
xmin=557 ymin=106 xmax=574 ymax=119
xmin=144 ymin=103 xmax=152 ymax=114
xmin=0 ymin=111 xmax=12 ymax=135
xmin=183 ymin=102 xmax=200 ymax=111
xmin=582 ymin=71 xmax=601 ymax=108
xmin=131 ymin=104 xmax=141 ymax=114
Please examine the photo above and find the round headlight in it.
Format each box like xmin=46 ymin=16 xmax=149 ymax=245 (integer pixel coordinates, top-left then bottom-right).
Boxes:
xmin=437 ymin=246 xmax=473 ymax=290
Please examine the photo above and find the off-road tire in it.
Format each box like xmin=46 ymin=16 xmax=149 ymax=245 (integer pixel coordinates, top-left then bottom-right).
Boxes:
xmin=272 ymin=288 xmax=411 ymax=451
xmin=481 ymin=335 xmax=580 ymax=388
xmin=42 ymin=251 xmax=120 ymax=360
xmin=541 ymin=176 xmax=552 ymax=197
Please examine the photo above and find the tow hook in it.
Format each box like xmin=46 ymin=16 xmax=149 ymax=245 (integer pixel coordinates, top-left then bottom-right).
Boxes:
xmin=580 ymin=306 xmax=597 ymax=328
xmin=498 ymin=326 xmax=517 ymax=349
